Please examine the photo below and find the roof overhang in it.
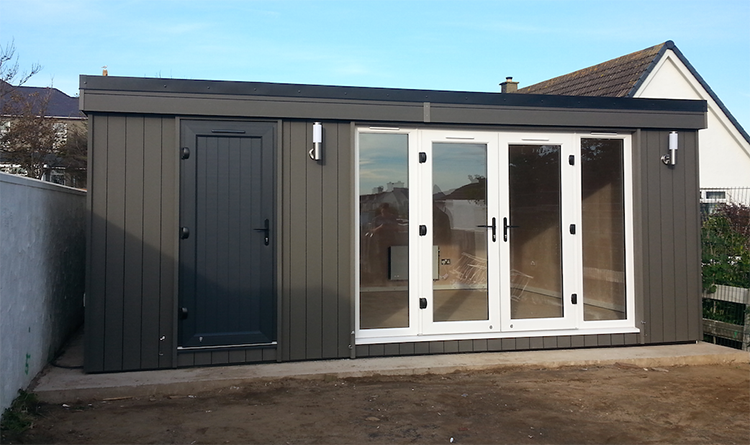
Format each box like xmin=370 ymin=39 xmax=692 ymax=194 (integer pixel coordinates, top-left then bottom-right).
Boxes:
xmin=79 ymin=75 xmax=707 ymax=131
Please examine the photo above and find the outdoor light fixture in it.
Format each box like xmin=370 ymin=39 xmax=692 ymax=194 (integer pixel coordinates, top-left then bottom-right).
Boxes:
xmin=309 ymin=122 xmax=323 ymax=161
xmin=661 ymin=131 xmax=678 ymax=166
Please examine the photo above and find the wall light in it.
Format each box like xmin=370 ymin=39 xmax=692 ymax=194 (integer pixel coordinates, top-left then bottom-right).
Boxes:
xmin=661 ymin=131 xmax=678 ymax=166
xmin=309 ymin=122 xmax=323 ymax=161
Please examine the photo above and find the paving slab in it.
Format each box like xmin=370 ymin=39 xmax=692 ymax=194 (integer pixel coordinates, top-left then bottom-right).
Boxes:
xmin=31 ymin=341 xmax=748 ymax=404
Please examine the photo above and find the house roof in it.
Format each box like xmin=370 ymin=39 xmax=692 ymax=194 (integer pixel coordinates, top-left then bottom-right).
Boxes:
xmin=516 ymin=43 xmax=666 ymax=97
xmin=516 ymin=41 xmax=749 ymax=144
xmin=0 ymin=80 xmax=83 ymax=119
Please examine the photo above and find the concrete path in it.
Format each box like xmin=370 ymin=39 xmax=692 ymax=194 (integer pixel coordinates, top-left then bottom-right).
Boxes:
xmin=32 ymin=341 xmax=748 ymax=404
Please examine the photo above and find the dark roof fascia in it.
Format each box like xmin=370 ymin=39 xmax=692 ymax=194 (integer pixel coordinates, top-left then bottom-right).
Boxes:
xmin=79 ymin=75 xmax=705 ymax=115
xmin=629 ymin=41 xmax=749 ymax=144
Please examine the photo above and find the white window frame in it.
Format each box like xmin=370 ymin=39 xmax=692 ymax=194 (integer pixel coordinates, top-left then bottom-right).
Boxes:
xmin=355 ymin=128 xmax=638 ymax=345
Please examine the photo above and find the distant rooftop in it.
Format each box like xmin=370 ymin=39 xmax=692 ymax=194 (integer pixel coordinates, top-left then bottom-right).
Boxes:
xmin=1 ymin=80 xmax=83 ymax=119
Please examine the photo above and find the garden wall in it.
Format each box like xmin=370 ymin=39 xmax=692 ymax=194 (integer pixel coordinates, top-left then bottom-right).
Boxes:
xmin=0 ymin=173 xmax=86 ymax=412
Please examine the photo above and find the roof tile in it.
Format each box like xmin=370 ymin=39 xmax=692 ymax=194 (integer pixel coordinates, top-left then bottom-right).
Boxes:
xmin=516 ymin=42 xmax=666 ymax=97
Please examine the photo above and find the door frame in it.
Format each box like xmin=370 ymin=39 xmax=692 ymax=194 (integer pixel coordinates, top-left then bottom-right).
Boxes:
xmin=355 ymin=127 xmax=637 ymax=344
xmin=178 ymin=119 xmax=277 ymax=349
xmin=417 ymin=129 xmax=501 ymax=335
xmin=498 ymin=131 xmax=579 ymax=332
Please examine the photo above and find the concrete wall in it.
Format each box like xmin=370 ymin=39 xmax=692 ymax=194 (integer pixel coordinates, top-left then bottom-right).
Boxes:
xmin=0 ymin=173 xmax=86 ymax=412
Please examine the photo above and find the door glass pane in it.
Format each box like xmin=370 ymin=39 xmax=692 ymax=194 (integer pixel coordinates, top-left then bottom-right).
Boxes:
xmin=581 ymin=139 xmax=626 ymax=320
xmin=432 ymin=143 xmax=488 ymax=322
xmin=359 ymin=133 xmax=409 ymax=329
xmin=509 ymin=145 xmax=563 ymax=319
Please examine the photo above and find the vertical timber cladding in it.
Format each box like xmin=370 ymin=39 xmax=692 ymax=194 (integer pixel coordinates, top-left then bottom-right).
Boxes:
xmin=281 ymin=121 xmax=354 ymax=361
xmin=85 ymin=114 xmax=176 ymax=373
xmin=639 ymin=129 xmax=702 ymax=344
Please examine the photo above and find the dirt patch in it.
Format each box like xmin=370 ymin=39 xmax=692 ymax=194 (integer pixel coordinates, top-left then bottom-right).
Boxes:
xmin=4 ymin=363 xmax=749 ymax=444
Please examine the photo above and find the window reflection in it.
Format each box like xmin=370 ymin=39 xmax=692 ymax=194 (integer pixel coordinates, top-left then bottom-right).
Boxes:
xmin=359 ymin=133 xmax=409 ymax=329
xmin=509 ymin=145 xmax=563 ymax=319
xmin=432 ymin=143 xmax=488 ymax=322
xmin=581 ymin=139 xmax=626 ymax=320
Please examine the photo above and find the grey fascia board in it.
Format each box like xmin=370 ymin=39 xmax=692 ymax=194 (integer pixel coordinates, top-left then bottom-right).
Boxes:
xmin=80 ymin=75 xmax=705 ymax=113
xmin=80 ymin=90 xmax=426 ymax=122
xmin=81 ymin=88 xmax=706 ymax=131
xmin=429 ymin=103 xmax=706 ymax=130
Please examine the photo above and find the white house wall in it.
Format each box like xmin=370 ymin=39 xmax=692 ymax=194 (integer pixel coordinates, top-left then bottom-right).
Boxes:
xmin=635 ymin=50 xmax=750 ymax=190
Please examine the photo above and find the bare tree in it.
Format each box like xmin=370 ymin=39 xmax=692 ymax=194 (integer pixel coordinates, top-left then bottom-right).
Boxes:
xmin=56 ymin=122 xmax=88 ymax=188
xmin=0 ymin=88 xmax=58 ymax=179
xmin=0 ymin=41 xmax=86 ymax=184
xmin=0 ymin=39 xmax=42 ymax=98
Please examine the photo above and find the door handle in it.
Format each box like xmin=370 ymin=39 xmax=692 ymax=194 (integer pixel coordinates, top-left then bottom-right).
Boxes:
xmin=254 ymin=219 xmax=270 ymax=246
xmin=503 ymin=217 xmax=519 ymax=242
xmin=477 ymin=217 xmax=496 ymax=242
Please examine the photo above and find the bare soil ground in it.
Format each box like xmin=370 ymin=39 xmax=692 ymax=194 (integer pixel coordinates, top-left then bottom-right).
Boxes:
xmin=4 ymin=363 xmax=749 ymax=444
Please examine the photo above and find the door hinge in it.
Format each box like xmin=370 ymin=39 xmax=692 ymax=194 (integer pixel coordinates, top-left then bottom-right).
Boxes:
xmin=569 ymin=224 xmax=576 ymax=235
xmin=180 ymin=307 xmax=189 ymax=319
xmin=569 ymin=154 xmax=575 ymax=165
xmin=180 ymin=147 xmax=190 ymax=159
xmin=419 ymin=152 xmax=427 ymax=163
xmin=571 ymin=293 xmax=578 ymax=304
xmin=419 ymin=225 xmax=427 ymax=236
xmin=180 ymin=227 xmax=190 ymax=239
xmin=419 ymin=297 xmax=427 ymax=309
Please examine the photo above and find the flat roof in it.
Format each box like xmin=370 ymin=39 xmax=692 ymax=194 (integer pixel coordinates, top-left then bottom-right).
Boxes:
xmin=79 ymin=75 xmax=707 ymax=131
xmin=80 ymin=75 xmax=706 ymax=114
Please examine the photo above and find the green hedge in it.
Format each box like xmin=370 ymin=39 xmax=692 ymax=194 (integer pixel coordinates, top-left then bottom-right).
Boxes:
xmin=701 ymin=203 xmax=750 ymax=292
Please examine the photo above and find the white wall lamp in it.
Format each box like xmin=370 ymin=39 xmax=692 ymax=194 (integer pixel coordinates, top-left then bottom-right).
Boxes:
xmin=309 ymin=122 xmax=323 ymax=161
xmin=661 ymin=131 xmax=678 ymax=166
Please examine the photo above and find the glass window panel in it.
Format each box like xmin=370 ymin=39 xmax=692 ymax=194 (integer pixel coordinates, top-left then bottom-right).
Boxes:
xmin=432 ymin=142 xmax=488 ymax=322
xmin=581 ymin=138 xmax=626 ymax=320
xmin=359 ymin=133 xmax=409 ymax=329
xmin=509 ymin=145 xmax=563 ymax=319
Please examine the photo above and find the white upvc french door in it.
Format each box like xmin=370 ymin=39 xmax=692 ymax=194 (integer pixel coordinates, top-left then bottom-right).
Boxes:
xmin=415 ymin=130 xmax=501 ymax=335
xmin=356 ymin=128 xmax=634 ymax=342
xmin=497 ymin=132 xmax=579 ymax=332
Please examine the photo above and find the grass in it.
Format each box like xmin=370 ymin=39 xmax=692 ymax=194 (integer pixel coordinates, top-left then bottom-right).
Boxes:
xmin=1 ymin=390 xmax=41 ymax=438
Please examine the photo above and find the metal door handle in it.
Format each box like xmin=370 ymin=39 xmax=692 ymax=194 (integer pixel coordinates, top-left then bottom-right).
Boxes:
xmin=503 ymin=217 xmax=519 ymax=242
xmin=477 ymin=217 xmax=496 ymax=242
xmin=254 ymin=219 xmax=270 ymax=246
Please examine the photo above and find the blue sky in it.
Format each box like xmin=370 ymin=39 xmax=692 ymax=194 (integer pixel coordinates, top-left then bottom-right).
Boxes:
xmin=2 ymin=0 xmax=749 ymax=129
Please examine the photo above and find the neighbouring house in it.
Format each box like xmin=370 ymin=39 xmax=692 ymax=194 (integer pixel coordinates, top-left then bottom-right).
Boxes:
xmin=80 ymin=75 xmax=705 ymax=373
xmin=511 ymin=40 xmax=750 ymax=207
xmin=0 ymin=80 xmax=87 ymax=188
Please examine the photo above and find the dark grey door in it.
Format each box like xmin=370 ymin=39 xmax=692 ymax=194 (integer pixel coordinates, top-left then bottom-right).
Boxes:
xmin=179 ymin=120 xmax=276 ymax=348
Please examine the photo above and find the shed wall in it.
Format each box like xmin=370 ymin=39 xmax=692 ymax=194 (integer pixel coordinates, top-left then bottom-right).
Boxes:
xmin=84 ymin=109 xmax=703 ymax=371
xmin=280 ymin=121 xmax=354 ymax=361
xmin=85 ymin=114 xmax=177 ymax=373
xmin=637 ymin=130 xmax=702 ymax=344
